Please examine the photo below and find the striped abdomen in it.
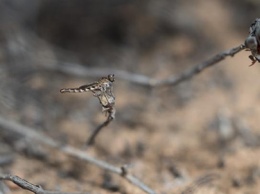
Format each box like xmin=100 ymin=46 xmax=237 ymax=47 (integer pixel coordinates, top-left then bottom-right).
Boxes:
xmin=60 ymin=87 xmax=91 ymax=93
xmin=60 ymin=83 xmax=98 ymax=93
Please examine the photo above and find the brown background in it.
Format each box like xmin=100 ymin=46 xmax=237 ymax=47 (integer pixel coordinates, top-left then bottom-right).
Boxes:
xmin=0 ymin=0 xmax=260 ymax=193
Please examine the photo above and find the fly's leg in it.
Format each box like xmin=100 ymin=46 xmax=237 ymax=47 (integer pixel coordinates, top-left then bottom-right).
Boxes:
xmin=249 ymin=55 xmax=257 ymax=66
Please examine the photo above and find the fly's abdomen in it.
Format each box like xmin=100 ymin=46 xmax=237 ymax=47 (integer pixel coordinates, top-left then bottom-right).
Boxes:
xmin=60 ymin=87 xmax=90 ymax=93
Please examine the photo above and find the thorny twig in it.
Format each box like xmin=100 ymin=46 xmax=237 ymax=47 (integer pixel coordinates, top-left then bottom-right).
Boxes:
xmin=0 ymin=117 xmax=157 ymax=194
xmin=60 ymin=74 xmax=116 ymax=146
xmin=49 ymin=44 xmax=245 ymax=87
xmin=0 ymin=174 xmax=88 ymax=194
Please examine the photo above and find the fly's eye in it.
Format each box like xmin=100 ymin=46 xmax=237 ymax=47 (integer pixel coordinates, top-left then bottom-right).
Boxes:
xmin=108 ymin=74 xmax=115 ymax=82
xmin=245 ymin=36 xmax=258 ymax=50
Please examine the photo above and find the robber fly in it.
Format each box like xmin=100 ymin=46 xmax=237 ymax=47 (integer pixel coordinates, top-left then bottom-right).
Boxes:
xmin=60 ymin=74 xmax=115 ymax=115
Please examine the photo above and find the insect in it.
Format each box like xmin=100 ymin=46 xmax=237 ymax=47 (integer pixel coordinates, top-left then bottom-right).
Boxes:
xmin=60 ymin=74 xmax=116 ymax=146
xmin=60 ymin=74 xmax=116 ymax=118
xmin=60 ymin=74 xmax=114 ymax=94
xmin=245 ymin=18 xmax=260 ymax=66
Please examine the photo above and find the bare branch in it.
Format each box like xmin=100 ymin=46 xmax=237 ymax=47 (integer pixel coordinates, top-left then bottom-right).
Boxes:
xmin=0 ymin=174 xmax=88 ymax=194
xmin=152 ymin=44 xmax=245 ymax=87
xmin=46 ymin=44 xmax=245 ymax=87
xmin=0 ymin=117 xmax=157 ymax=194
xmin=86 ymin=110 xmax=114 ymax=146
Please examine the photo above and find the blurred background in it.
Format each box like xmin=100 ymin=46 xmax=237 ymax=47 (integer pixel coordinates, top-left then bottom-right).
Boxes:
xmin=0 ymin=0 xmax=260 ymax=193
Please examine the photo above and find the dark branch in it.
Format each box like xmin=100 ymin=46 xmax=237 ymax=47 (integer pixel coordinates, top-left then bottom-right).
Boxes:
xmin=86 ymin=114 xmax=114 ymax=146
xmin=0 ymin=174 xmax=87 ymax=194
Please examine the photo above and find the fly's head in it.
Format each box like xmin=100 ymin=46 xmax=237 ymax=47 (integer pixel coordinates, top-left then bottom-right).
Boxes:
xmin=108 ymin=74 xmax=115 ymax=82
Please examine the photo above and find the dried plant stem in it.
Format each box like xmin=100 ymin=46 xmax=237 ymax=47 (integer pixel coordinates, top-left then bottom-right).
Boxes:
xmin=0 ymin=117 xmax=156 ymax=194
xmin=152 ymin=44 xmax=245 ymax=87
xmin=0 ymin=174 xmax=87 ymax=194
xmin=86 ymin=115 xmax=113 ymax=146
xmin=48 ymin=44 xmax=245 ymax=87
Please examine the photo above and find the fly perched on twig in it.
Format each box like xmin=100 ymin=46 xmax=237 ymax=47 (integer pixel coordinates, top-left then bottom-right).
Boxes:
xmin=245 ymin=18 xmax=260 ymax=66
xmin=60 ymin=74 xmax=116 ymax=145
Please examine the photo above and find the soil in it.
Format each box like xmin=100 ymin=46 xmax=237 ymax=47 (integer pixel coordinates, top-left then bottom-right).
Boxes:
xmin=0 ymin=1 xmax=260 ymax=194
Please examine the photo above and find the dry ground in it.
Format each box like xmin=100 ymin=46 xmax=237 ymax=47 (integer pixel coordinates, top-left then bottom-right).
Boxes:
xmin=0 ymin=1 xmax=260 ymax=194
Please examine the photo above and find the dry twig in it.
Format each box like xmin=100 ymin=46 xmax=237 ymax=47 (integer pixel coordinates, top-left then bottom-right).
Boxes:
xmin=48 ymin=44 xmax=245 ymax=87
xmin=0 ymin=174 xmax=88 ymax=194
xmin=86 ymin=112 xmax=114 ymax=146
xmin=0 ymin=117 xmax=156 ymax=194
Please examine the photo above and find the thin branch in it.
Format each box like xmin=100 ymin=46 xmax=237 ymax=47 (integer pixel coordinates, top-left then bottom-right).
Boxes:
xmin=86 ymin=113 xmax=113 ymax=146
xmin=152 ymin=44 xmax=245 ymax=87
xmin=0 ymin=174 xmax=87 ymax=194
xmin=0 ymin=117 xmax=157 ymax=194
xmin=46 ymin=44 xmax=245 ymax=87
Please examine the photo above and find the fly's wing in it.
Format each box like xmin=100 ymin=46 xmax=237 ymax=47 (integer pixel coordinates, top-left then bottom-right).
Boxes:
xmin=105 ymin=84 xmax=115 ymax=102
xmin=97 ymin=91 xmax=115 ymax=107
xmin=97 ymin=93 xmax=109 ymax=107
